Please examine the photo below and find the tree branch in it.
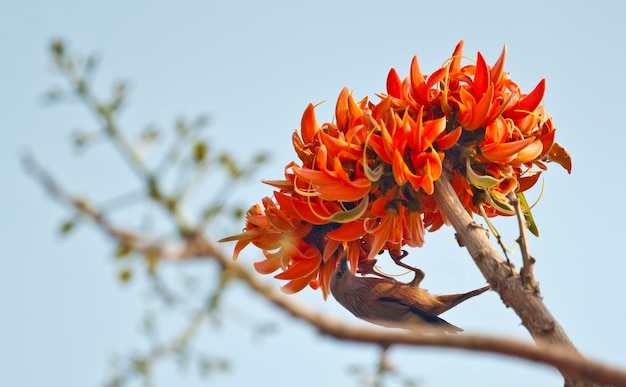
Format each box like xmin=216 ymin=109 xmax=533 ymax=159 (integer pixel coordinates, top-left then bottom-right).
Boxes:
xmin=24 ymin=155 xmax=626 ymax=386
xmin=432 ymin=171 xmax=599 ymax=386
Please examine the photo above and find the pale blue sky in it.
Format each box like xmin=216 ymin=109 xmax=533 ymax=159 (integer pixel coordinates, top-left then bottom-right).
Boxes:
xmin=3 ymin=1 xmax=626 ymax=386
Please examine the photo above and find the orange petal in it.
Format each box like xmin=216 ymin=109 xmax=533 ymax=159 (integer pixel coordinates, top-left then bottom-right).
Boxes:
xmin=517 ymin=172 xmax=541 ymax=193
xmin=392 ymin=149 xmax=408 ymax=186
xmin=317 ymin=259 xmax=337 ymax=300
xmin=466 ymin=84 xmax=494 ymax=130
xmin=263 ymin=178 xmax=294 ymax=191
xmin=274 ymin=191 xmax=329 ymax=225
xmin=292 ymin=166 xmax=341 ymax=188
xmin=481 ymin=136 xmax=535 ymax=161
xmin=422 ymin=116 xmax=447 ymax=148
xmin=457 ymin=87 xmax=477 ymax=129
xmin=274 ymin=253 xmax=321 ymax=280
xmin=254 ymin=250 xmax=285 ymax=274
xmin=301 ymin=103 xmax=320 ymax=144
xmin=410 ymin=56 xmax=426 ymax=98
xmin=335 ymin=87 xmax=353 ymax=131
xmin=490 ymin=45 xmax=507 ymax=85
xmin=512 ymin=139 xmax=543 ymax=163
xmin=364 ymin=215 xmax=393 ymax=261
xmin=538 ymin=126 xmax=556 ymax=157
xmin=322 ymin=239 xmax=341 ymax=263
xmin=547 ymin=142 xmax=572 ymax=174
xmin=317 ymin=180 xmax=371 ymax=202
xmin=446 ymin=40 xmax=465 ymax=91
xmin=505 ymin=79 xmax=546 ymax=120
xmin=473 ymin=51 xmax=491 ymax=97
xmin=387 ymin=68 xmax=402 ymax=98
xmin=319 ymin=131 xmax=362 ymax=158
xmin=280 ymin=275 xmax=315 ymax=294
xmin=326 ymin=220 xmax=366 ymax=241
xmin=367 ymin=133 xmax=392 ymax=164
xmin=436 ymin=125 xmax=463 ymax=150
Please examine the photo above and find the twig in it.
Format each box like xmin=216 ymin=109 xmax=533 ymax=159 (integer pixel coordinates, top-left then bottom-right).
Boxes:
xmin=507 ymin=192 xmax=538 ymax=289
xmin=478 ymin=204 xmax=515 ymax=274
xmin=52 ymin=49 xmax=194 ymax=234
xmin=372 ymin=346 xmax=392 ymax=387
xmin=143 ymin=304 xmax=207 ymax=366
xmin=22 ymin=155 xmax=195 ymax=261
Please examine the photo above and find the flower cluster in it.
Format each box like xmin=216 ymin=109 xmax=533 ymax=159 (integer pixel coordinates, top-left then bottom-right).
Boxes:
xmin=219 ymin=41 xmax=571 ymax=298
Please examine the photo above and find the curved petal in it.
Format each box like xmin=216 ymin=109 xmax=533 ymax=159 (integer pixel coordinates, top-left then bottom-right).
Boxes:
xmin=386 ymin=68 xmax=402 ymax=98
xmin=436 ymin=125 xmax=463 ymax=150
xmin=326 ymin=220 xmax=366 ymax=241
xmin=481 ymin=136 xmax=535 ymax=162
xmin=511 ymin=139 xmax=543 ymax=164
xmin=504 ymin=79 xmax=546 ymax=120
xmin=301 ymin=103 xmax=320 ymax=144
xmin=490 ymin=45 xmax=507 ymax=85
xmin=473 ymin=51 xmax=491 ymax=97
xmin=280 ymin=274 xmax=315 ymax=294
xmin=254 ymin=250 xmax=286 ymax=274
xmin=274 ymin=254 xmax=321 ymax=280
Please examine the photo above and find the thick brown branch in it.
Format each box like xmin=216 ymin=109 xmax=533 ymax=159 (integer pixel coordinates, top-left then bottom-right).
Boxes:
xmin=432 ymin=172 xmax=598 ymax=386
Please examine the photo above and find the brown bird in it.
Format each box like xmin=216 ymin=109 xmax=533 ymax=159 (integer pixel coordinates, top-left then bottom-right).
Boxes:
xmin=330 ymin=256 xmax=490 ymax=333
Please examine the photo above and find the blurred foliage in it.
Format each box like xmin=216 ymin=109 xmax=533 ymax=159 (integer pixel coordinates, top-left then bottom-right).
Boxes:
xmin=35 ymin=39 xmax=413 ymax=387
xmin=43 ymin=39 xmax=270 ymax=387
xmin=347 ymin=348 xmax=421 ymax=387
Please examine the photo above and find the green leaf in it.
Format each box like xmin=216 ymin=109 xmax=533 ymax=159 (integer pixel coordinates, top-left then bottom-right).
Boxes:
xmin=486 ymin=189 xmax=514 ymax=214
xmin=363 ymin=162 xmax=383 ymax=182
xmin=232 ymin=206 xmax=244 ymax=219
xmin=218 ymin=154 xmax=243 ymax=178
xmin=202 ymin=205 xmax=223 ymax=220
xmin=253 ymin=152 xmax=269 ymax=165
xmin=466 ymin=158 xmax=502 ymax=189
xmin=118 ymin=268 xmax=133 ymax=282
xmin=59 ymin=220 xmax=75 ymax=235
xmin=328 ymin=195 xmax=369 ymax=223
xmin=193 ymin=141 xmax=207 ymax=163
xmin=50 ymin=39 xmax=65 ymax=57
xmin=140 ymin=128 xmax=159 ymax=143
xmin=108 ymin=84 xmax=126 ymax=111
xmin=114 ymin=244 xmax=133 ymax=258
xmin=176 ymin=119 xmax=189 ymax=137
xmin=517 ymin=192 xmax=539 ymax=237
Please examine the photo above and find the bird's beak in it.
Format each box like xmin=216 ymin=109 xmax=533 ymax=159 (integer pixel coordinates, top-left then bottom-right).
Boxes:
xmin=339 ymin=254 xmax=348 ymax=272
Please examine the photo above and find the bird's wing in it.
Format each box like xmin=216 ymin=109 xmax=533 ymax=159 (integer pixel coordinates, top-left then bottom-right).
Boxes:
xmin=378 ymin=296 xmax=463 ymax=333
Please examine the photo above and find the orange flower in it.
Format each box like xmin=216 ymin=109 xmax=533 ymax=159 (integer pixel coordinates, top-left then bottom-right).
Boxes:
xmin=290 ymin=89 xmax=372 ymax=202
xmin=220 ymin=40 xmax=571 ymax=298
xmin=479 ymin=116 xmax=538 ymax=163
xmin=366 ymin=106 xmax=446 ymax=194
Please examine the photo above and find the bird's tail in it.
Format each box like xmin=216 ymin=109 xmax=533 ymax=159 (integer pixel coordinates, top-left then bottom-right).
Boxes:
xmin=432 ymin=285 xmax=490 ymax=315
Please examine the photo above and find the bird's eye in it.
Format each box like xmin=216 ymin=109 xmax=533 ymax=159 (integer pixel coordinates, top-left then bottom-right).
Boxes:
xmin=335 ymin=272 xmax=343 ymax=279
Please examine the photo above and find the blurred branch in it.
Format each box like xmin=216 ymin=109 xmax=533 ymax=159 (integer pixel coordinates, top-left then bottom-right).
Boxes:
xmin=22 ymin=155 xmax=194 ymax=261
xmin=107 ymin=305 xmax=211 ymax=387
xmin=24 ymin=155 xmax=626 ymax=386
